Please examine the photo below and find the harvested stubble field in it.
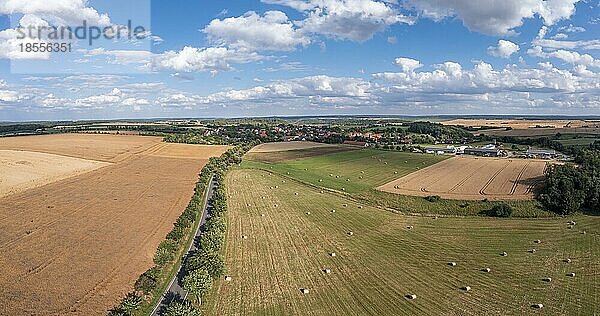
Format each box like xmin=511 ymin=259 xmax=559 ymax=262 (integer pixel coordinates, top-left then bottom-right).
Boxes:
xmin=379 ymin=156 xmax=548 ymax=201
xmin=245 ymin=148 xmax=448 ymax=193
xmin=207 ymin=168 xmax=600 ymax=315
xmin=0 ymin=134 xmax=229 ymax=315
xmin=0 ymin=150 xmax=109 ymax=198
xmin=243 ymin=148 xmax=547 ymax=216
xmin=442 ymin=119 xmax=599 ymax=130
xmin=249 ymin=141 xmax=341 ymax=153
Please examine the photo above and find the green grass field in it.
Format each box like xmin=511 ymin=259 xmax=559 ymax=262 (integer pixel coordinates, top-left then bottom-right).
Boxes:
xmin=207 ymin=168 xmax=599 ymax=315
xmin=244 ymin=148 xmax=549 ymax=217
xmin=557 ymin=138 xmax=599 ymax=147
xmin=245 ymin=149 xmax=449 ymax=194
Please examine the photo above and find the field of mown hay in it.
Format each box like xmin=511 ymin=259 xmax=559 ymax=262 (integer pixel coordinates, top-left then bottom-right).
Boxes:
xmin=0 ymin=134 xmax=229 ymax=315
xmin=244 ymin=149 xmax=448 ymax=193
xmin=207 ymin=168 xmax=600 ymax=315
xmin=379 ymin=156 xmax=548 ymax=201
xmin=249 ymin=141 xmax=340 ymax=153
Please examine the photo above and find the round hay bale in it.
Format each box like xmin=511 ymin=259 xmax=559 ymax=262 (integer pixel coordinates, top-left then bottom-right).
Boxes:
xmin=529 ymin=249 xmax=537 ymax=254
xmin=300 ymin=288 xmax=310 ymax=294
xmin=532 ymin=304 xmax=544 ymax=309
xmin=448 ymin=262 xmax=457 ymax=267
xmin=542 ymin=277 xmax=552 ymax=282
xmin=501 ymin=252 xmax=508 ymax=257
xmin=534 ymin=239 xmax=541 ymax=244
xmin=405 ymin=294 xmax=417 ymax=300
xmin=361 ymin=171 xmax=365 ymax=174
xmin=582 ymin=231 xmax=587 ymax=235
xmin=359 ymin=176 xmax=363 ymax=179
xmin=568 ymin=226 xmax=573 ymax=229
xmin=348 ymin=231 xmax=354 ymax=236
xmin=275 ymin=186 xmax=278 ymax=189
xmin=342 ymin=204 xmax=348 ymax=207
xmin=330 ymin=252 xmax=336 ymax=257
xmin=331 ymin=209 xmax=336 ymax=213
xmin=225 ymin=276 xmax=232 ymax=282
xmin=324 ymin=268 xmax=332 ymax=274
xmin=294 ymin=192 xmax=298 ymax=196
xmin=407 ymin=226 xmax=414 ymax=229
xmin=246 ymin=203 xmax=251 ymax=207
xmin=336 ymin=175 xmax=340 ymax=178
xmin=346 ymin=179 xmax=350 ymax=182
xmin=320 ymin=190 xmax=324 ymax=194
xmin=567 ymin=272 xmax=576 ymax=277
xmin=384 ymin=162 xmax=388 ymax=165
xmin=569 ymin=221 xmax=576 ymax=225
xmin=358 ymin=206 xmax=363 ymax=209
xmin=319 ymin=179 xmax=323 ymax=182
xmin=461 ymin=286 xmax=471 ymax=292
xmin=404 ymin=161 xmax=408 ymax=163
xmin=482 ymin=268 xmax=491 ymax=273
xmin=564 ymin=258 xmax=572 ymax=263
xmin=282 ymin=180 xmax=285 ymax=183
xmin=274 ymin=204 xmax=278 ymax=207
xmin=306 ymin=212 xmax=311 ymax=215
xmin=394 ymin=171 xmax=398 ymax=174
xmin=261 ymin=214 xmax=265 ymax=217
xmin=242 ymin=235 xmax=248 ymax=239
xmin=330 ymin=174 xmax=333 ymax=177
xmin=341 ymin=188 xmax=346 ymax=191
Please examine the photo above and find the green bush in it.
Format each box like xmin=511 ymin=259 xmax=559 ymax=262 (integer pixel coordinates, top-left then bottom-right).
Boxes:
xmin=489 ymin=203 xmax=513 ymax=218
xmin=154 ymin=240 xmax=178 ymax=265
xmin=424 ymin=195 xmax=441 ymax=203
xmin=134 ymin=270 xmax=157 ymax=294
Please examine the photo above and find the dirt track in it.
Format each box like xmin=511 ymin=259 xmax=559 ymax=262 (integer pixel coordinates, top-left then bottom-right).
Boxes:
xmin=378 ymin=156 xmax=548 ymax=200
xmin=0 ymin=134 xmax=228 ymax=315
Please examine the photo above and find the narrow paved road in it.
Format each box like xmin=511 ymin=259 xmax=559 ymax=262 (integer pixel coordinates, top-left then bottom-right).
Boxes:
xmin=150 ymin=176 xmax=216 ymax=315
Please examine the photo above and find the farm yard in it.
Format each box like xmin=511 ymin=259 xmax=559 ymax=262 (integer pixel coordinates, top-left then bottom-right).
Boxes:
xmin=208 ymin=168 xmax=600 ymax=315
xmin=379 ymin=156 xmax=549 ymax=201
xmin=0 ymin=134 xmax=229 ymax=315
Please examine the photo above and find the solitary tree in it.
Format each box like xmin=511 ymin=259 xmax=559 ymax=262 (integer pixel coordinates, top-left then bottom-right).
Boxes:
xmin=182 ymin=268 xmax=213 ymax=305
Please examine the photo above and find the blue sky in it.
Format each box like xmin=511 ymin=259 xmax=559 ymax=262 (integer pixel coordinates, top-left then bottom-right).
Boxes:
xmin=0 ymin=0 xmax=599 ymax=121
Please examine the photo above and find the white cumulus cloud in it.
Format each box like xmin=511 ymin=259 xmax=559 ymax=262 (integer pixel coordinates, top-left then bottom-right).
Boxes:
xmin=203 ymin=11 xmax=310 ymax=51
xmin=488 ymin=40 xmax=520 ymax=58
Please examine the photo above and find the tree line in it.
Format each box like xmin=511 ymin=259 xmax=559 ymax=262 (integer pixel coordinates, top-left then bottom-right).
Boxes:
xmin=539 ymin=148 xmax=600 ymax=215
xmin=108 ymin=142 xmax=257 ymax=315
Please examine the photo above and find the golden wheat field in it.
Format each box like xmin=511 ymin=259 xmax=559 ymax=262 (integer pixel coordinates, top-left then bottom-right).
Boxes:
xmin=0 ymin=134 xmax=229 ymax=315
